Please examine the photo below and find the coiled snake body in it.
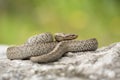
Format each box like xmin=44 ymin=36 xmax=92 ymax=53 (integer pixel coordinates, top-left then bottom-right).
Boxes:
xmin=7 ymin=33 xmax=98 ymax=63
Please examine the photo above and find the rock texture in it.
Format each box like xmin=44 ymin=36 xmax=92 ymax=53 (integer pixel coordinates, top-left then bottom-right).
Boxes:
xmin=0 ymin=43 xmax=120 ymax=80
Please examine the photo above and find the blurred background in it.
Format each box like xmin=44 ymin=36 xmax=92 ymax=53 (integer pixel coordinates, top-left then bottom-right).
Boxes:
xmin=0 ymin=0 xmax=120 ymax=47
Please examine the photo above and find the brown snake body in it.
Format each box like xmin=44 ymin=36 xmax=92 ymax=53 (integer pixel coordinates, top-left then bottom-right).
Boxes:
xmin=7 ymin=33 xmax=98 ymax=63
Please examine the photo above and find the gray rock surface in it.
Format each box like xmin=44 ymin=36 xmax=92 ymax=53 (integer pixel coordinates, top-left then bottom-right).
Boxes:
xmin=0 ymin=43 xmax=120 ymax=80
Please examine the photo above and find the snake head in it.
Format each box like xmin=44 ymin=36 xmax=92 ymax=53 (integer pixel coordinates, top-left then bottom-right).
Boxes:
xmin=54 ymin=33 xmax=78 ymax=42
xmin=64 ymin=33 xmax=78 ymax=39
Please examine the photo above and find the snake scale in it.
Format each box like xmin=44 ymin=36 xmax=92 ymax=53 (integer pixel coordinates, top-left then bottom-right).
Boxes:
xmin=7 ymin=33 xmax=98 ymax=63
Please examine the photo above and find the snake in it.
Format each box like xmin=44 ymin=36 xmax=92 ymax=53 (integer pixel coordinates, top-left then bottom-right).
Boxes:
xmin=6 ymin=33 xmax=98 ymax=63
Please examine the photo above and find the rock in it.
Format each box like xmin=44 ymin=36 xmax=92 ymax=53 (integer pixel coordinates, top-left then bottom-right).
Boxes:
xmin=0 ymin=45 xmax=8 ymax=59
xmin=0 ymin=43 xmax=120 ymax=80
